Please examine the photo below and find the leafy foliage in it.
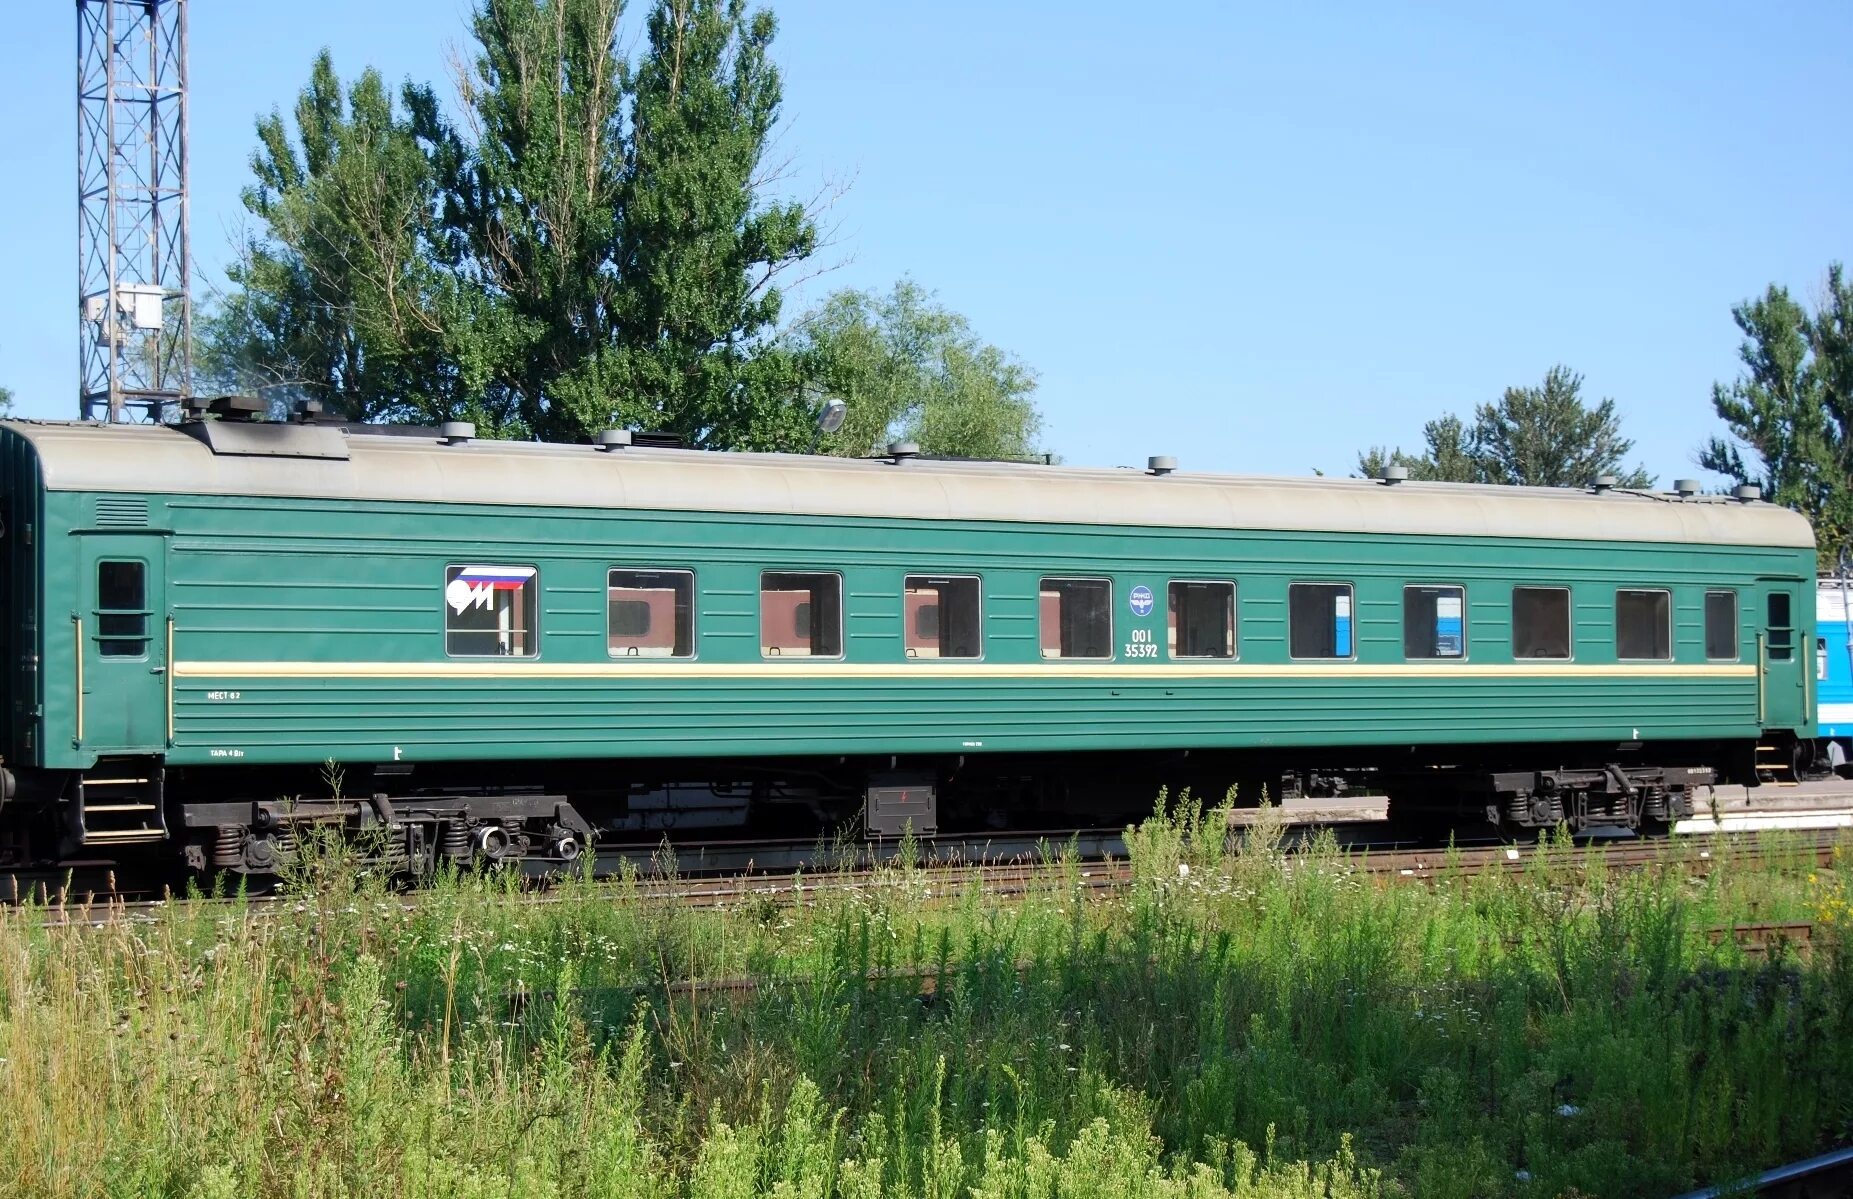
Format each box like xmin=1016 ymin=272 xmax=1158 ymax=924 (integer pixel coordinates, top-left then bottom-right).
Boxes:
xmin=608 ymin=0 xmax=817 ymax=449
xmin=1359 ymin=366 xmax=1653 ymax=488
xmin=0 ymin=817 xmax=1847 ymax=1195
xmin=442 ymin=0 xmax=632 ymax=441
xmin=205 ymin=4 xmax=1050 ymax=457
xmin=791 ymin=280 xmax=1044 ymax=460
xmin=0 ymin=385 xmax=12 ymax=416
xmin=206 ymin=0 xmax=820 ymax=446
xmin=199 ymin=54 xmax=479 ymax=427
xmin=1701 ymin=264 xmax=1853 ymax=564
xmin=1356 ymin=414 xmax=1479 ymax=483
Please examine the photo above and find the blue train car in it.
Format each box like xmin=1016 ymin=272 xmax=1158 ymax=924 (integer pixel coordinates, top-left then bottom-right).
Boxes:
xmin=1818 ymin=579 xmax=1853 ymax=772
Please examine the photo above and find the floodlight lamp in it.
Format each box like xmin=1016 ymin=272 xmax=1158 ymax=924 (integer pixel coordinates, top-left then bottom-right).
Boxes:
xmin=816 ymin=398 xmax=848 ymax=435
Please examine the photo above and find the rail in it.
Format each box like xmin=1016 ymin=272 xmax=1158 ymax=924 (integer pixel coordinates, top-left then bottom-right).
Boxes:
xmin=1672 ymin=1144 xmax=1853 ymax=1198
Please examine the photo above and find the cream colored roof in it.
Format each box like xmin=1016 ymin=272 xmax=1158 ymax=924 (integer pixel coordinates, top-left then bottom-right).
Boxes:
xmin=4 ymin=419 xmax=1816 ymax=549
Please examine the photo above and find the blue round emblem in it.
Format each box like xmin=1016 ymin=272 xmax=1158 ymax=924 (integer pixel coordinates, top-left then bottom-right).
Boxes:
xmin=1129 ymin=585 xmax=1155 ymax=617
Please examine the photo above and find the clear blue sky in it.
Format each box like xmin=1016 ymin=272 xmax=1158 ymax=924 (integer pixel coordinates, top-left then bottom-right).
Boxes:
xmin=2 ymin=1 xmax=1848 ymax=483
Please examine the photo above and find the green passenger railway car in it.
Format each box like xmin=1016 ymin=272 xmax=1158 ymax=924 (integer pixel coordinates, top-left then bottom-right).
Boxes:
xmin=0 ymin=417 xmax=1818 ymax=871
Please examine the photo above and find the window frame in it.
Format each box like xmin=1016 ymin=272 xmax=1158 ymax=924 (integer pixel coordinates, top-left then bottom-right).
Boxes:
xmin=1401 ymin=583 xmax=1468 ymax=662
xmin=1767 ymin=591 xmax=1795 ymax=662
xmin=443 ymin=563 xmax=541 ymax=659
xmin=1286 ymin=581 xmax=1357 ymax=662
xmin=1703 ymin=589 xmax=1739 ymax=663
xmin=759 ymin=570 xmax=845 ymax=661
xmin=1038 ymin=575 xmax=1115 ymax=661
xmin=1511 ymin=585 xmax=1574 ymax=662
xmin=96 ymin=558 xmax=151 ymax=660
xmin=1167 ymin=579 xmax=1238 ymax=660
xmin=606 ymin=567 xmax=697 ymax=660
xmin=902 ymin=574 xmax=985 ymax=662
xmin=1614 ymin=587 xmax=1674 ymax=662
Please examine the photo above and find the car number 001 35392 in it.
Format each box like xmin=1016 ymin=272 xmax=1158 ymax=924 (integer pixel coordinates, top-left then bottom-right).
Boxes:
xmin=1124 ymin=628 xmax=1159 ymax=659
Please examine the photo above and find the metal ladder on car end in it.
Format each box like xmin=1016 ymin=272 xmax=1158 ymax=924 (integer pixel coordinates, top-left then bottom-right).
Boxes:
xmin=71 ymin=764 xmax=170 ymax=846
xmin=1754 ymin=743 xmax=1801 ymax=788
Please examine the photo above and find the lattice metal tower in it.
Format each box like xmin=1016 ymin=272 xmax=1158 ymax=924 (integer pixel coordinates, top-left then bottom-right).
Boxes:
xmin=77 ymin=0 xmax=192 ymax=423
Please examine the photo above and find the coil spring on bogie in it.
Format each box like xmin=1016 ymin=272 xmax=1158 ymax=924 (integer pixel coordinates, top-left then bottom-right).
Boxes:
xmin=1505 ymin=792 xmax=1564 ymax=827
xmin=271 ymin=828 xmax=298 ymax=860
xmin=212 ymin=824 xmax=245 ymax=869
xmin=439 ymin=821 xmax=471 ymax=859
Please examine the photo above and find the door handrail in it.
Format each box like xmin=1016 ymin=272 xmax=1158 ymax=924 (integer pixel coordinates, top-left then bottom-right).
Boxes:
xmin=1756 ymin=632 xmax=1767 ymax=727
xmin=1803 ymin=631 xmax=1813 ymax=722
xmin=72 ymin=616 xmax=84 ymax=746
xmin=165 ymin=616 xmax=175 ymax=746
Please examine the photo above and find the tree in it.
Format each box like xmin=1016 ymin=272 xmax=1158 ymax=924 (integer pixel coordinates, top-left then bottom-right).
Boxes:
xmin=1358 ymin=367 xmax=1652 ymax=488
xmin=1698 ymin=284 xmax=1836 ymax=539
xmin=1357 ymin=414 xmax=1478 ymax=482
xmin=601 ymin=0 xmax=818 ymax=449
xmin=1475 ymin=367 xmax=1653 ymax=488
xmin=1701 ymin=264 xmax=1853 ymax=563
xmin=788 ymin=280 xmax=1043 ymax=460
xmin=208 ymin=0 xmax=820 ymax=446
xmin=0 ymin=385 xmax=12 ymax=416
xmin=441 ymin=0 xmax=629 ymax=441
xmin=200 ymin=52 xmax=491 ymax=427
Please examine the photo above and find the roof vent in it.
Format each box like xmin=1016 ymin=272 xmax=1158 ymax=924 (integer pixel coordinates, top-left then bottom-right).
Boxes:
xmin=1379 ymin=465 xmax=1408 ymax=484
xmin=183 ymin=393 xmax=266 ymax=422
xmin=596 ymin=429 xmax=632 ymax=452
xmin=1592 ymin=474 xmax=1617 ymax=493
xmin=440 ymin=421 xmax=475 ymax=446
xmin=1673 ymin=478 xmax=1699 ymax=497
xmin=1147 ymin=455 xmax=1177 ymax=476
xmin=1735 ymin=483 xmax=1763 ymax=503
xmin=887 ymin=440 xmax=919 ymax=463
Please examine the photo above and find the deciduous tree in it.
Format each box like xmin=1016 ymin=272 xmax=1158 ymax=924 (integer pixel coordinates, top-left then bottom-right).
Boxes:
xmin=207 ymin=0 xmax=820 ymax=446
xmin=200 ymin=53 xmax=492 ymax=426
xmin=790 ymin=280 xmax=1043 ymax=460
xmin=602 ymin=0 xmax=818 ymax=449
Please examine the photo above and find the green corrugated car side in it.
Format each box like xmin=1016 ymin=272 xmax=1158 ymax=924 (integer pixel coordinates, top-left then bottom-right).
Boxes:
xmin=0 ymin=419 xmax=1809 ymax=774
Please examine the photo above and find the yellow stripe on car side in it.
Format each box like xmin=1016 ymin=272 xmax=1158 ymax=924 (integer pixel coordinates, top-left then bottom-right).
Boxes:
xmin=174 ymin=660 xmax=1759 ymax=681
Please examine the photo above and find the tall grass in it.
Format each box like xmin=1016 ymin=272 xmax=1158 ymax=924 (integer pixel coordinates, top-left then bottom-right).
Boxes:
xmin=0 ymin=809 xmax=1846 ymax=1197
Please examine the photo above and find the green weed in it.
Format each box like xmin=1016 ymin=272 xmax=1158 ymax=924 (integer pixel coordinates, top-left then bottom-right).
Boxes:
xmin=0 ymin=806 xmax=1844 ymax=1196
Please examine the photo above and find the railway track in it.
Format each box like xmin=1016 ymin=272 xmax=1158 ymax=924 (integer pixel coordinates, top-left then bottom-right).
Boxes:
xmin=1672 ymin=1144 xmax=1853 ymax=1198
xmin=627 ymin=827 xmax=1844 ymax=913
xmin=18 ymin=824 xmax=1847 ymax=927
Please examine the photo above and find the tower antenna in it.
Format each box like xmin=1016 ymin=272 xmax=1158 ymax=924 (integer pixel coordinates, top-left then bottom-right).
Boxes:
xmin=77 ymin=0 xmax=192 ymax=422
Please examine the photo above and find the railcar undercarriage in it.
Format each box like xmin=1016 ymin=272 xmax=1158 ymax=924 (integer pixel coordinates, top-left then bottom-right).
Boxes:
xmin=0 ymin=738 xmax=1758 ymax=874
xmin=1363 ymin=764 xmax=1710 ymax=834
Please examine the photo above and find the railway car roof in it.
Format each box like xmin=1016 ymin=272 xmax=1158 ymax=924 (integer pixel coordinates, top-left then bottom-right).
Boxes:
xmin=2 ymin=420 xmax=1816 ymax=549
